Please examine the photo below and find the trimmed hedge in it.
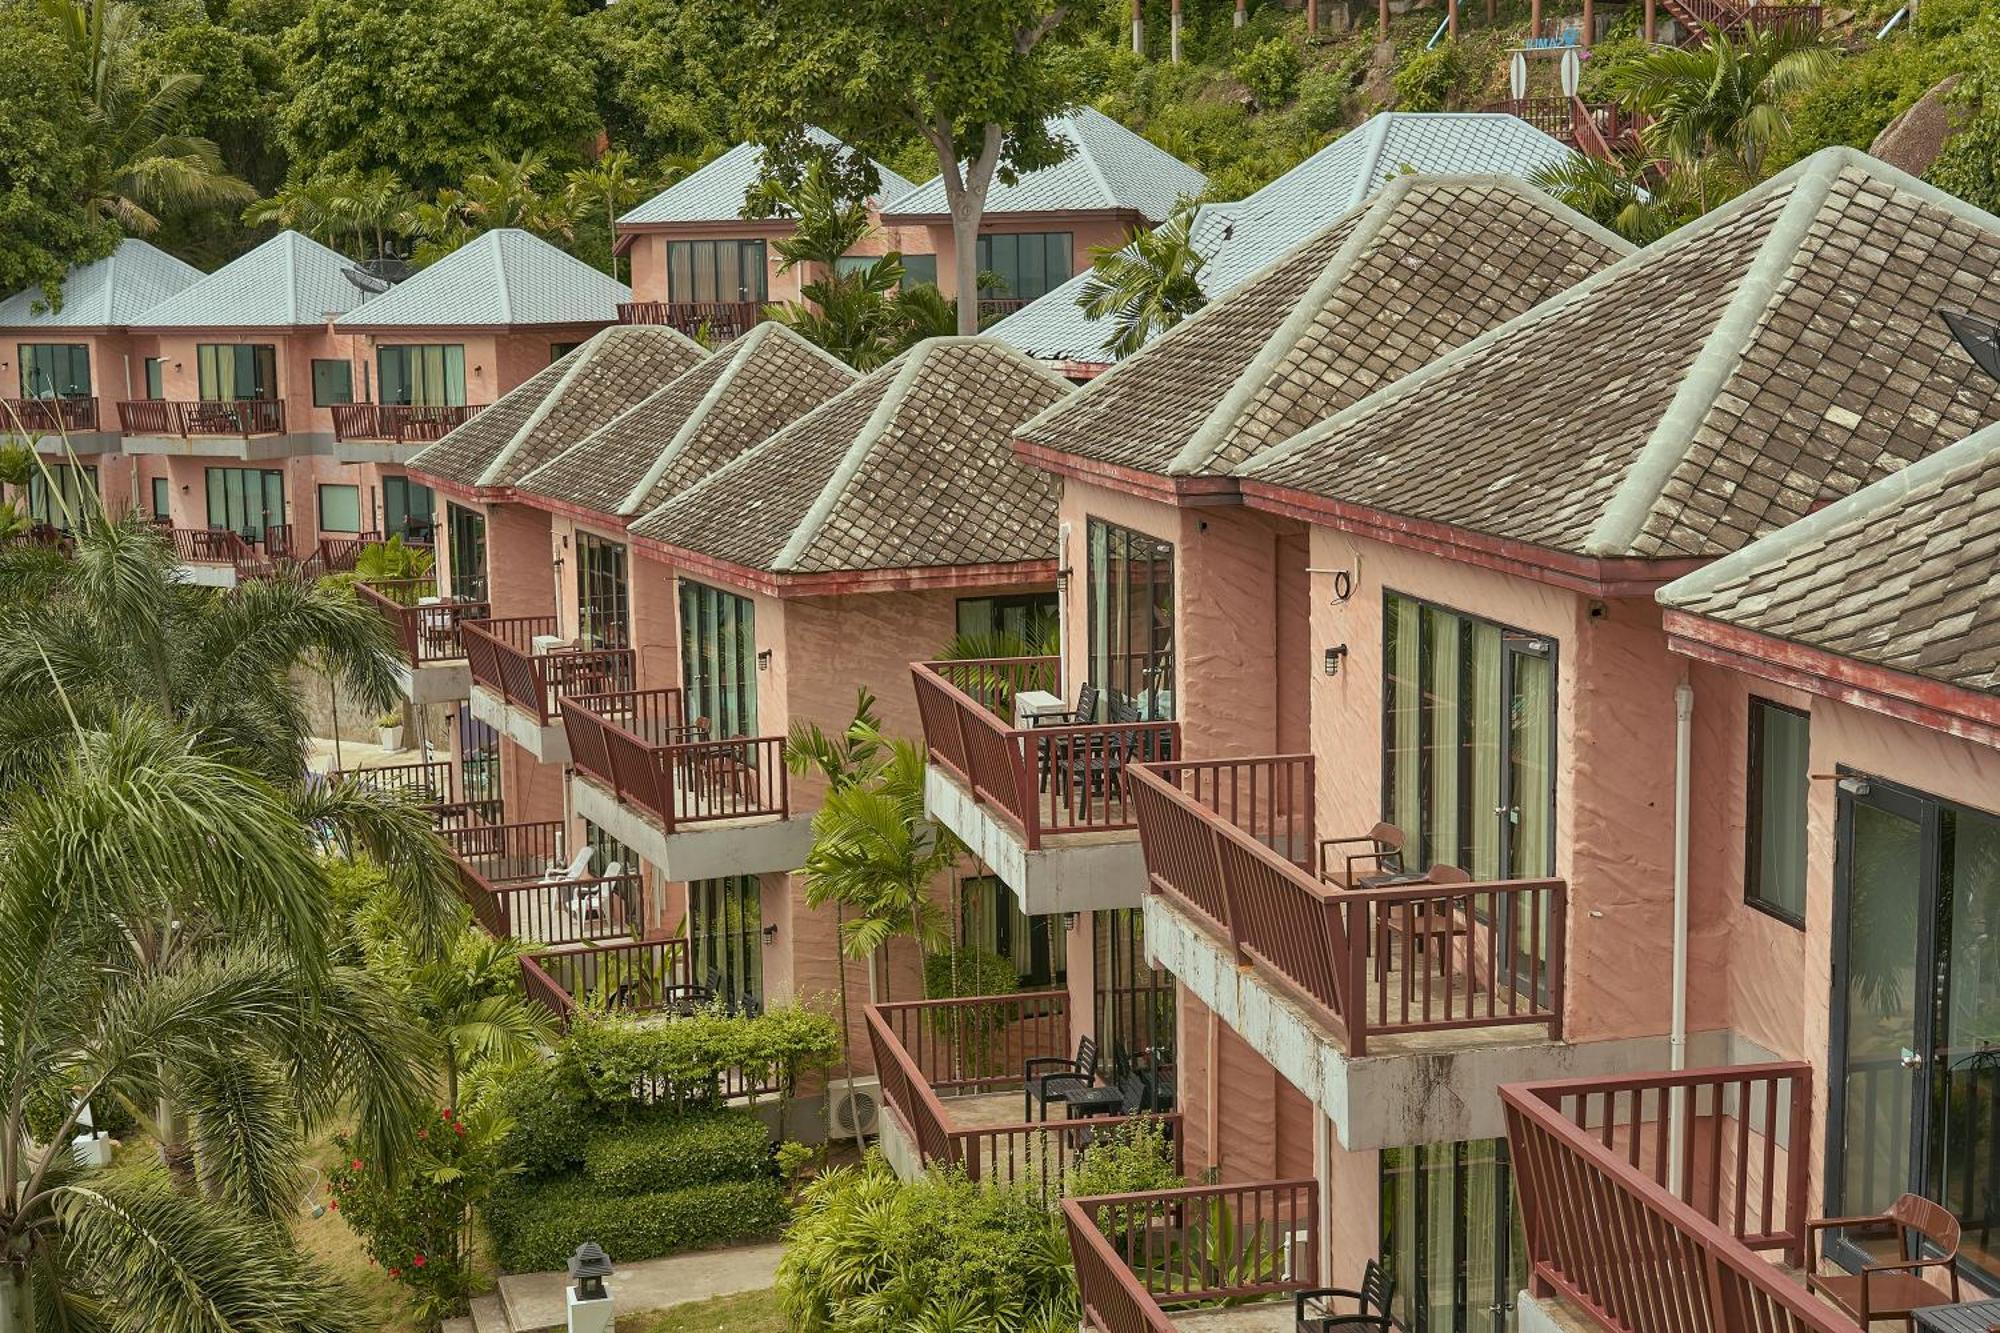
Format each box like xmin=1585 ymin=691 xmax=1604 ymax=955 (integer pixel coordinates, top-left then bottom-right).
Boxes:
xmin=486 ymin=1177 xmax=788 ymax=1272
xmin=583 ymin=1109 xmax=769 ymax=1195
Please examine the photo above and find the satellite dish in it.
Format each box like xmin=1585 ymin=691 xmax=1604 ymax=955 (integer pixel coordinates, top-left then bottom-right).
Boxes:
xmin=1510 ymin=52 xmax=1528 ymax=101
xmin=1942 ymin=309 xmax=2000 ymax=383
xmin=343 ymin=266 xmax=392 ymax=295
xmin=1560 ymin=48 xmax=1582 ymax=98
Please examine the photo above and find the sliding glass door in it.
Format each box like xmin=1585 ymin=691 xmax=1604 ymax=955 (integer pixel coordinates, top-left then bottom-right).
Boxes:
xmin=446 ymin=502 xmax=487 ymax=601
xmin=1093 ymin=908 xmax=1175 ymax=1111
xmin=679 ymin=580 xmax=757 ymax=738
xmin=204 ymin=467 xmax=284 ymax=539
xmin=1383 ymin=1138 xmax=1525 ymax=1331
xmin=1085 ymin=518 xmax=1175 ymax=721
xmin=575 ymin=533 xmax=630 ymax=649
xmin=196 ymin=345 xmax=277 ymax=400
xmin=1828 ymin=779 xmax=2000 ymax=1282
xmin=688 ymin=876 xmax=763 ymax=1011
xmin=378 ymin=345 xmax=467 ymax=406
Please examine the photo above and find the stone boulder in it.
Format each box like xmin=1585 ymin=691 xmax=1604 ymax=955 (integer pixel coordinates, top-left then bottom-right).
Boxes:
xmin=1870 ymin=75 xmax=1964 ymax=176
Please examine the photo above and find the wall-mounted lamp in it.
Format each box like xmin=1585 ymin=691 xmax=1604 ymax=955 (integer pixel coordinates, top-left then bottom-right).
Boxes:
xmin=1323 ymin=644 xmax=1349 ymax=676
xmin=756 ymin=649 xmax=773 ymax=671
xmin=761 ymin=923 xmax=779 ymax=943
xmin=1062 ymin=912 xmax=1080 ymax=932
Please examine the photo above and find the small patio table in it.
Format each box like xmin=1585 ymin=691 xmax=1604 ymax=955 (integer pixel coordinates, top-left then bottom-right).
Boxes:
xmin=1915 ymin=1297 xmax=2000 ymax=1332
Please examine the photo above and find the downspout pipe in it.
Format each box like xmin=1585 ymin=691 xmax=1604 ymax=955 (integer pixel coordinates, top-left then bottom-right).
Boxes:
xmin=1669 ymin=679 xmax=1693 ymax=1181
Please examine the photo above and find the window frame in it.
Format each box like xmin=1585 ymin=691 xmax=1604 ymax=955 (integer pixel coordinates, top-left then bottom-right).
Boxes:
xmin=446 ymin=502 xmax=488 ymax=602
xmin=18 ymin=343 xmax=91 ymax=398
xmin=975 ymin=231 xmax=1074 ymax=303
xmin=196 ymin=344 xmax=278 ymax=402
xmin=316 ymin=483 xmax=362 ymax=534
xmin=1744 ymin=696 xmax=1811 ymax=928
xmin=150 ymin=475 xmax=170 ymax=520
xmin=575 ymin=532 xmax=631 ymax=649
xmin=377 ymin=343 xmax=467 ymax=407
xmin=310 ymin=358 xmax=354 ymax=407
xmin=665 ymin=239 xmax=769 ymax=305
xmin=1084 ymin=516 xmax=1175 ymax=721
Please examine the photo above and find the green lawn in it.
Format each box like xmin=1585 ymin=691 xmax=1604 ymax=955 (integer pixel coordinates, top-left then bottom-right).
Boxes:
xmin=621 ymin=1289 xmax=785 ymax=1333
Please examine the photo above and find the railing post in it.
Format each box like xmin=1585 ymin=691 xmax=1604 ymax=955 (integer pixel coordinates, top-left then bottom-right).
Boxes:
xmin=1343 ymin=897 xmax=1369 ymax=1057
xmin=1784 ymin=1066 xmax=1811 ymax=1270
xmin=1546 ymin=879 xmax=1567 ymax=1041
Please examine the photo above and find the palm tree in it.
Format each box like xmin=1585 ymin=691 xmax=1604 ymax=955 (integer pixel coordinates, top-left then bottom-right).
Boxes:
xmin=460 ymin=149 xmax=574 ymax=242
xmin=335 ymin=168 xmax=415 ymax=262
xmin=244 ymin=176 xmax=348 ymax=248
xmin=1611 ymin=25 xmax=1837 ymax=208
xmin=1529 ymin=154 xmax=1680 ymax=244
xmin=566 ymin=150 xmax=647 ymax=279
xmin=40 ymin=0 xmax=256 ymax=235
xmin=1077 ymin=199 xmax=1211 ymax=359
xmin=383 ymin=928 xmax=553 ymax=1109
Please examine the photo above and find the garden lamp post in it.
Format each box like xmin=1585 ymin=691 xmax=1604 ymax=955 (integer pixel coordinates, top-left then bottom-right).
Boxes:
xmin=567 ymin=1242 xmax=614 ymax=1333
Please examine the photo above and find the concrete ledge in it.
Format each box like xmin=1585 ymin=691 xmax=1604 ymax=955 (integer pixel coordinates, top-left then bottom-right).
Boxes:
xmin=570 ymin=774 xmax=816 ymax=880
xmin=397 ymin=659 xmax=471 ymax=705
xmin=1518 ymin=1290 xmax=1605 ymax=1333
xmin=334 ymin=440 xmax=427 ymax=465
xmin=877 ymin=1104 xmax=924 ymax=1183
xmin=173 ymin=563 xmax=238 ymax=588
xmin=470 ymin=685 xmax=569 ymax=763
xmin=923 ymin=767 xmax=1146 ymax=915
xmin=123 ymin=431 xmax=332 ymax=461
xmin=31 ymin=432 xmax=120 ymax=455
xmin=1144 ymin=894 xmax=1767 ymax=1152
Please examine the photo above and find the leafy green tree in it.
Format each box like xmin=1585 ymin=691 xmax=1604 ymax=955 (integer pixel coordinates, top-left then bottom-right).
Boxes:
xmin=279 ymin=0 xmax=598 ymax=191
xmin=0 ymin=4 xmax=117 ymax=309
xmin=586 ymin=0 xmax=740 ymax=167
xmin=1077 ymin=198 xmax=1209 ymax=358
xmin=566 ymin=149 xmax=647 ymax=277
xmin=735 ymin=0 xmax=1085 ymax=335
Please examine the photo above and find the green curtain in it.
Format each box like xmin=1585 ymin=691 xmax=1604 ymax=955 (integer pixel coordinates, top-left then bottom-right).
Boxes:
xmin=1468 ymin=625 xmax=1504 ymax=880
xmin=1388 ymin=595 xmax=1424 ymax=848
xmin=380 ymin=345 xmax=466 ymax=406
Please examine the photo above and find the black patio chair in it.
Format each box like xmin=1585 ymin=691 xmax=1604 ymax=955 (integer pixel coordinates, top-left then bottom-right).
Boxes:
xmin=1296 ymin=1260 xmax=1396 ymax=1332
xmin=1023 ymin=1034 xmax=1100 ymax=1120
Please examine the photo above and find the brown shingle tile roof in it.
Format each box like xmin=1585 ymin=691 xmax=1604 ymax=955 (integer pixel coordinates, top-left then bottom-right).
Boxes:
xmin=407 ymin=324 xmax=706 ymax=490
xmin=517 ymin=324 xmax=857 ymax=518
xmin=1243 ymin=149 xmax=2000 ymax=561
xmin=1659 ymin=421 xmax=2000 ymax=694
xmin=1013 ymin=174 xmax=1632 ymax=477
xmin=629 ymin=338 xmax=1070 ymax=575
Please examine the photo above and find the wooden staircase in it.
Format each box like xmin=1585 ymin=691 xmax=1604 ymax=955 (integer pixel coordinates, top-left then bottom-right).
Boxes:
xmin=1656 ymin=0 xmax=1823 ymax=45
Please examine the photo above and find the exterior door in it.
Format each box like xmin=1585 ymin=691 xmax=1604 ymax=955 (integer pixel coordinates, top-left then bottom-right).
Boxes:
xmin=1498 ymin=635 xmax=1557 ymax=997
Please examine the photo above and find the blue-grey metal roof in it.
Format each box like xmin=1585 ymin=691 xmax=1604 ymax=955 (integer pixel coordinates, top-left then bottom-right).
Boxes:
xmin=986 ymin=112 xmax=1576 ymax=364
xmin=0 ymin=238 xmax=204 ymax=330
xmin=881 ymin=107 xmax=1206 ymax=222
xmin=334 ymin=229 xmax=628 ymax=329
xmin=130 ymin=230 xmax=375 ymax=329
xmin=619 ymin=131 xmax=918 ymax=227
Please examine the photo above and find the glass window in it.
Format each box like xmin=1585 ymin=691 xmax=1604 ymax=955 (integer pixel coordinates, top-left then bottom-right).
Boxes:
xmin=901 ymin=253 xmax=939 ymax=290
xmin=458 ymin=711 xmax=500 ymax=804
xmin=18 ymin=344 xmax=90 ymax=398
xmin=317 ymin=483 xmax=361 ymax=533
xmin=446 ymin=502 xmax=487 ymax=601
xmin=1381 ymin=1139 xmax=1525 ymax=1332
xmin=1382 ymin=592 xmax=1557 ymax=880
xmin=26 ymin=464 xmax=98 ymax=531
xmin=196 ymin=345 xmax=278 ymax=401
xmin=378 ymin=344 xmax=467 ymax=407
xmin=976 ymin=232 xmax=1073 ymax=302
xmin=1094 ymin=908 xmax=1174 ymax=1110
xmin=150 ymin=475 xmax=170 ymax=520
xmin=575 ymin=532 xmax=630 ymax=649
xmin=144 ymin=357 xmax=164 ymax=399
xmin=956 ymin=592 xmax=1058 ymax=645
xmin=1746 ymin=698 xmax=1810 ymax=924
xmin=665 ymin=239 xmax=768 ymax=304
xmin=311 ymin=359 xmax=354 ymax=407
xmin=204 ymin=467 xmax=285 ymax=539
xmin=961 ymin=875 xmax=1065 ymax=988
xmin=689 ymin=876 xmax=764 ymax=1011
xmin=550 ymin=342 xmax=582 ymax=362
xmin=679 ymin=579 xmax=757 ymax=738
xmin=1086 ymin=518 xmax=1174 ymax=720
xmin=384 ymin=475 xmax=434 ymax=543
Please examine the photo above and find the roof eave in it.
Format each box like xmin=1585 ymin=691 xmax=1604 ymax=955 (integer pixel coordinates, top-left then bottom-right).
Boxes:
xmin=1012 ymin=437 xmax=1243 ymax=507
xmin=1663 ymin=608 xmax=2000 ymax=749
xmin=625 ymin=531 xmax=1058 ymax=599
xmin=876 ymin=206 xmax=1150 ymax=227
xmin=334 ymin=318 xmax=618 ymax=336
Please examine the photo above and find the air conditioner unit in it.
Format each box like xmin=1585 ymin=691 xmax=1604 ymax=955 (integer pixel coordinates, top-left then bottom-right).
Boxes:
xmin=531 ymin=634 xmax=567 ymax=655
xmin=828 ymin=1076 xmax=882 ymax=1139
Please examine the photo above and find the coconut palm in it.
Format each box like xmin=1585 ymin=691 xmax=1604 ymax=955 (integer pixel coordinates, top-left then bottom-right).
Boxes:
xmin=244 ymin=175 xmax=349 ymax=248
xmin=378 ymin=928 xmax=554 ymax=1109
xmin=1077 ymin=199 xmax=1210 ymax=359
xmin=1612 ymin=24 xmax=1838 ymax=206
xmin=460 ymin=148 xmax=574 ymax=242
xmin=40 ymin=0 xmax=257 ymax=235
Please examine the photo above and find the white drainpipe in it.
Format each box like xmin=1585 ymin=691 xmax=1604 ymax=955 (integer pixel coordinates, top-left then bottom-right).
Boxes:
xmin=1669 ymin=679 xmax=1694 ymax=1179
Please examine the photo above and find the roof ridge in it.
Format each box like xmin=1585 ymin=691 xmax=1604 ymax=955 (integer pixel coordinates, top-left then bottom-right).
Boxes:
xmin=1065 ymin=110 xmax=1123 ymax=211
xmin=1348 ymin=117 xmax=1396 ymax=211
xmin=476 ymin=327 xmax=611 ymax=488
xmin=491 ymin=231 xmax=514 ymax=326
xmin=1658 ymin=418 xmax=2000 ymax=609
xmin=615 ymin=328 xmax=769 ymax=514
xmin=1583 ymin=154 xmax=1842 ymax=556
xmin=773 ymin=348 xmax=929 ymax=571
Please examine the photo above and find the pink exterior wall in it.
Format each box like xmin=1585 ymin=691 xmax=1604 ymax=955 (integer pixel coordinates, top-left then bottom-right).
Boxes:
xmin=919 ymin=215 xmax=1134 ymax=300
xmin=143 ymin=325 xmax=364 ymax=438
xmin=354 ymin=330 xmax=589 ymax=406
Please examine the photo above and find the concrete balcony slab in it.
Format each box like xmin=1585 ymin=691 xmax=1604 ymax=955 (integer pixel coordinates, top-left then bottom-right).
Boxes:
xmin=570 ymin=773 xmax=814 ymax=881
xmin=395 ymin=658 xmax=471 ymax=706
xmin=924 ymin=765 xmax=1146 ymax=916
xmin=470 ymin=685 xmax=568 ymax=763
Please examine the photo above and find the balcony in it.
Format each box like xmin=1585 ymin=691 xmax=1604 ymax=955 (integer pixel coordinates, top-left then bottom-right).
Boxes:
xmin=1130 ymin=754 xmax=1588 ymax=1149
xmin=618 ymin=300 xmax=763 ymax=342
xmin=912 ymin=657 xmax=1179 ymax=915
xmin=327 ymin=758 xmax=453 ymax=804
xmin=118 ymin=399 xmax=289 ymax=458
xmin=4 ymin=396 xmax=100 ymax=437
xmin=865 ymin=990 xmax=1184 ymax=1192
xmin=560 ymin=688 xmax=810 ymax=881
xmin=1502 ymin=1063 xmax=1835 ymax=1333
xmin=330 ymin=402 xmax=485 ymax=462
xmin=356 ymin=577 xmax=488 ymax=704
xmin=165 ymin=527 xmax=275 ymax=585
xmin=441 ymin=818 xmax=648 ymax=951
xmin=1064 ymin=1179 xmax=1322 ymax=1332
xmin=461 ymin=617 xmax=635 ymax=762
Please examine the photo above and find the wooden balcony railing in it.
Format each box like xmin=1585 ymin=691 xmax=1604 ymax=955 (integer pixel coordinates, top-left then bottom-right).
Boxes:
xmin=1063 ymin=1179 xmax=1320 ymax=1331
xmin=977 ymin=298 xmax=1031 ymax=322
xmin=521 ymin=939 xmax=699 ymax=1021
xmin=441 ymin=815 xmax=649 ymax=949
xmin=1128 ymin=755 xmax=1564 ymax=1056
xmin=912 ymin=658 xmax=1179 ymax=849
xmin=442 ymin=818 xmax=566 ymax=885
xmin=356 ymin=579 xmax=490 ymax=665
xmin=1502 ymin=1063 xmax=1830 ymax=1333
xmin=3 ymin=397 xmax=98 ymax=433
xmin=166 ymin=526 xmax=271 ymax=576
xmin=864 ymin=994 xmax=1182 ymax=1192
xmin=1661 ymin=0 xmax=1821 ymax=42
xmin=561 ymin=689 xmax=790 ymax=832
xmin=462 ymin=618 xmax=634 ymax=725
xmin=431 ymin=798 xmax=504 ymax=832
xmin=316 ymin=531 xmax=385 ymax=573
xmin=328 ymin=759 xmax=452 ymax=804
xmin=117 ymin=399 xmax=286 ymax=436
xmin=330 ymin=402 xmax=485 ymax=443
xmin=617 ymin=300 xmax=764 ymax=341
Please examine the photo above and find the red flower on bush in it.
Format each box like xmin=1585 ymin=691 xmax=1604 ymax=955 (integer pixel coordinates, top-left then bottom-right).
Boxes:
xmin=418 ymin=1129 xmax=429 ymax=1140
xmin=351 ymin=1159 xmax=363 ymax=1172
xmin=413 ymin=1254 xmax=427 ymax=1268
xmin=389 ymin=1268 xmax=400 ymax=1278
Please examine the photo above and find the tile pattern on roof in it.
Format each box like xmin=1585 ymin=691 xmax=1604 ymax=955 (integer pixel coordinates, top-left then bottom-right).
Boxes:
xmin=631 ymin=340 xmax=1068 ymax=574
xmin=1245 ymin=150 xmax=2000 ymax=561
xmin=485 ymin=325 xmax=708 ymax=486
xmin=0 ymin=239 xmax=204 ymax=329
xmin=130 ymin=231 xmax=370 ymax=327
xmin=987 ymin=113 xmax=1575 ymax=362
xmin=408 ymin=349 xmax=585 ymax=487
xmin=1663 ymin=427 xmax=2000 ymax=692
xmin=620 ymin=132 xmax=917 ymax=226
xmin=1017 ymin=176 xmax=1629 ymax=477
xmin=335 ymin=229 xmax=628 ymax=328
xmin=519 ymin=324 xmax=857 ymax=516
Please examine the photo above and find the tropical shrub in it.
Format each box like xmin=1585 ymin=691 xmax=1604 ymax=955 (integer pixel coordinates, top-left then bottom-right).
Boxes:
xmin=582 ymin=1110 xmax=772 ymax=1195
xmin=1233 ymin=35 xmax=1302 ymax=107
xmin=561 ymin=1003 xmax=841 ymax=1127
xmin=486 ymin=1177 xmax=788 ymax=1271
xmin=1064 ymin=1117 xmax=1185 ymax=1201
xmin=474 ymin=1055 xmax=594 ymax=1177
xmin=1392 ymin=42 xmax=1467 ymax=113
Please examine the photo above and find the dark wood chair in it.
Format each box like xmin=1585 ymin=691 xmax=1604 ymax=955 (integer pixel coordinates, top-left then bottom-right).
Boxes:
xmin=1319 ymin=823 xmax=1412 ymax=887
xmin=1030 ymin=681 xmax=1098 ymax=728
xmin=1295 ymin=1259 xmax=1395 ymax=1332
xmin=1806 ymin=1193 xmax=1962 ymax=1327
xmin=1372 ymin=862 xmax=1476 ymax=985
xmin=1023 ymin=1034 xmax=1100 ymax=1120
